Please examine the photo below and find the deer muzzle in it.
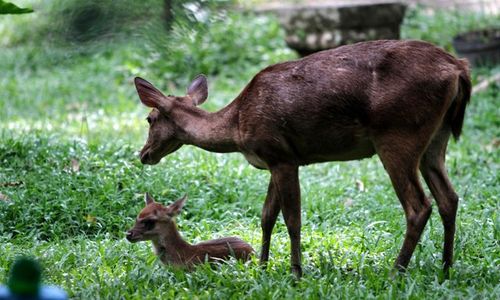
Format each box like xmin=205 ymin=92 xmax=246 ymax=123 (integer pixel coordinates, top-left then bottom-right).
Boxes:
xmin=125 ymin=231 xmax=141 ymax=243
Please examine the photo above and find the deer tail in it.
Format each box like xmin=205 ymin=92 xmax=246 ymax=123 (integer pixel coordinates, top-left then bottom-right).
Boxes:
xmin=450 ymin=59 xmax=472 ymax=141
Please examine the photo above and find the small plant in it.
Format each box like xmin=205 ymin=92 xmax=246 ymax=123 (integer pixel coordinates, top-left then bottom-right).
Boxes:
xmin=0 ymin=0 xmax=33 ymax=14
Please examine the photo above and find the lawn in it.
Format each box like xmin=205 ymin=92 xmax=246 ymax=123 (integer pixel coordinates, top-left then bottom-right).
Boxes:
xmin=0 ymin=1 xmax=499 ymax=299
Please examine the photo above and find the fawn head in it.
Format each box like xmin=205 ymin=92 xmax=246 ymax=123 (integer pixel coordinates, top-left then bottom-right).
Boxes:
xmin=126 ymin=193 xmax=187 ymax=243
xmin=134 ymin=75 xmax=208 ymax=164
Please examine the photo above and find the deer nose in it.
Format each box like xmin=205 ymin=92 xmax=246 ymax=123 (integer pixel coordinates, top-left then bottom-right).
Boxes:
xmin=139 ymin=149 xmax=150 ymax=164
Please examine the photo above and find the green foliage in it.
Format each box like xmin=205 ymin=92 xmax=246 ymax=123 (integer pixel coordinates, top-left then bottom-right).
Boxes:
xmin=0 ymin=0 xmax=160 ymax=46
xmin=0 ymin=0 xmax=32 ymax=14
xmin=134 ymin=11 xmax=295 ymax=87
xmin=0 ymin=0 xmax=294 ymax=89
xmin=401 ymin=5 xmax=500 ymax=51
xmin=44 ymin=0 xmax=159 ymax=42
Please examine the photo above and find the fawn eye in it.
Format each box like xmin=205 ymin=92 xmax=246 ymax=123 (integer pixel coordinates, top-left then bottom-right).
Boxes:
xmin=146 ymin=117 xmax=152 ymax=124
xmin=142 ymin=220 xmax=155 ymax=230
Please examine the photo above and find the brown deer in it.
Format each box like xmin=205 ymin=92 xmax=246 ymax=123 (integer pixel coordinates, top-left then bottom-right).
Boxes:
xmin=126 ymin=193 xmax=254 ymax=266
xmin=133 ymin=40 xmax=471 ymax=278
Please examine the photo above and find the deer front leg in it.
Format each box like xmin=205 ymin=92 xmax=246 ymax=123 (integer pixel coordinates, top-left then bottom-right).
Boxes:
xmin=271 ymin=164 xmax=302 ymax=278
xmin=260 ymin=179 xmax=281 ymax=265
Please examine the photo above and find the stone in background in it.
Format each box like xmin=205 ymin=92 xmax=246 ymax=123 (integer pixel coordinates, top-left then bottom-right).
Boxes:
xmin=258 ymin=1 xmax=406 ymax=56
xmin=256 ymin=0 xmax=498 ymax=55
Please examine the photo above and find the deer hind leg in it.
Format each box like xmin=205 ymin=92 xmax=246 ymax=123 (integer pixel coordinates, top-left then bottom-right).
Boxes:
xmin=260 ymin=179 xmax=281 ymax=264
xmin=419 ymin=127 xmax=458 ymax=276
xmin=271 ymin=164 xmax=302 ymax=278
xmin=375 ymin=135 xmax=432 ymax=271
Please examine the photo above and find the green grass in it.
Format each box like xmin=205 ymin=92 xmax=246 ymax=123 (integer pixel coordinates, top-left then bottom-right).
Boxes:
xmin=1 ymin=3 xmax=499 ymax=299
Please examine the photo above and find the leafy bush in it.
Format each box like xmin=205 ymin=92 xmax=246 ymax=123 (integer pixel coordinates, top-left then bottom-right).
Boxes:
xmin=136 ymin=10 xmax=295 ymax=87
xmin=46 ymin=0 xmax=162 ymax=43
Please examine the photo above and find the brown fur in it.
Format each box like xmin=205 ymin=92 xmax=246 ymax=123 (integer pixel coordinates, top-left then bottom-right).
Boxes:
xmin=126 ymin=194 xmax=254 ymax=267
xmin=134 ymin=40 xmax=471 ymax=278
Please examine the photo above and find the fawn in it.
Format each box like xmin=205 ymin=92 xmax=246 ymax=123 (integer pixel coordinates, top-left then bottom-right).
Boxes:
xmin=133 ymin=40 xmax=471 ymax=277
xmin=126 ymin=193 xmax=254 ymax=267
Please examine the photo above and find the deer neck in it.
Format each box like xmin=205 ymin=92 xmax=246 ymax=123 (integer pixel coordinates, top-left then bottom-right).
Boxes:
xmin=172 ymin=102 xmax=239 ymax=153
xmin=152 ymin=221 xmax=193 ymax=265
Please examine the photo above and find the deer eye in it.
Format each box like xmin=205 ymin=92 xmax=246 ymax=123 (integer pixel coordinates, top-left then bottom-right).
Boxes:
xmin=146 ymin=116 xmax=152 ymax=124
xmin=142 ymin=220 xmax=155 ymax=230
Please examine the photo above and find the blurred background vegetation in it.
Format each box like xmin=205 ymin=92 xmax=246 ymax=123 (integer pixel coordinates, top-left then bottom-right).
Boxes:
xmin=2 ymin=0 xmax=497 ymax=84
xmin=0 ymin=0 xmax=294 ymax=88
xmin=0 ymin=0 xmax=496 ymax=115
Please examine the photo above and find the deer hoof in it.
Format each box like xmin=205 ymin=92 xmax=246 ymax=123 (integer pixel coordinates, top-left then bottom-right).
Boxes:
xmin=292 ymin=264 xmax=302 ymax=279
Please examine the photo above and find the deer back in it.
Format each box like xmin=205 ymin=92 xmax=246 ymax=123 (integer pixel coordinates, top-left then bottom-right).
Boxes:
xmin=233 ymin=40 xmax=467 ymax=168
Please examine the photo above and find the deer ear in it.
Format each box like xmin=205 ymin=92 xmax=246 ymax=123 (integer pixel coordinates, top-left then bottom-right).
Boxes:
xmin=187 ymin=74 xmax=208 ymax=106
xmin=135 ymin=77 xmax=172 ymax=113
xmin=166 ymin=194 xmax=188 ymax=216
xmin=144 ymin=193 xmax=155 ymax=205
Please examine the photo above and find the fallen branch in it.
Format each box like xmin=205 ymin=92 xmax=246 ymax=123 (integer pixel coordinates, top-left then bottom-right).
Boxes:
xmin=0 ymin=181 xmax=23 ymax=187
xmin=472 ymin=72 xmax=500 ymax=95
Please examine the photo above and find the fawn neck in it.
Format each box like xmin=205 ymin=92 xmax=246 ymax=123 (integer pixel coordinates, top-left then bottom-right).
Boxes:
xmin=152 ymin=221 xmax=193 ymax=265
xmin=172 ymin=102 xmax=239 ymax=153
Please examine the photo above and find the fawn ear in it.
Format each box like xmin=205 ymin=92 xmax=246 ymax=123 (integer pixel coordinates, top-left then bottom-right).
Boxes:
xmin=187 ymin=74 xmax=208 ymax=106
xmin=144 ymin=193 xmax=155 ymax=205
xmin=135 ymin=77 xmax=172 ymax=113
xmin=166 ymin=194 xmax=188 ymax=216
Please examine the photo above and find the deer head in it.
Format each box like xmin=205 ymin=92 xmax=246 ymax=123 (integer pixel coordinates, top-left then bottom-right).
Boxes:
xmin=135 ymin=75 xmax=208 ymax=164
xmin=126 ymin=193 xmax=187 ymax=243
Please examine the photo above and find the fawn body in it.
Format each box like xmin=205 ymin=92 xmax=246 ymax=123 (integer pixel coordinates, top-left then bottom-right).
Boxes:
xmin=126 ymin=194 xmax=254 ymax=266
xmin=133 ymin=40 xmax=471 ymax=277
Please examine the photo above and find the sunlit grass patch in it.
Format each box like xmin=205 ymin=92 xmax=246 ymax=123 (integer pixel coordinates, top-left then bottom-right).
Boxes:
xmin=1 ymin=111 xmax=146 ymax=146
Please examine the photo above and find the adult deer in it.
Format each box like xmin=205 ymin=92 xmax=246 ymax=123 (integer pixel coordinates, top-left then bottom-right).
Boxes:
xmin=134 ymin=40 xmax=471 ymax=278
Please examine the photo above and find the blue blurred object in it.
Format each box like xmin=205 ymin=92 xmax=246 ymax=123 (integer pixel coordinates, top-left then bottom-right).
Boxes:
xmin=0 ymin=285 xmax=67 ymax=300
xmin=0 ymin=257 xmax=67 ymax=300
